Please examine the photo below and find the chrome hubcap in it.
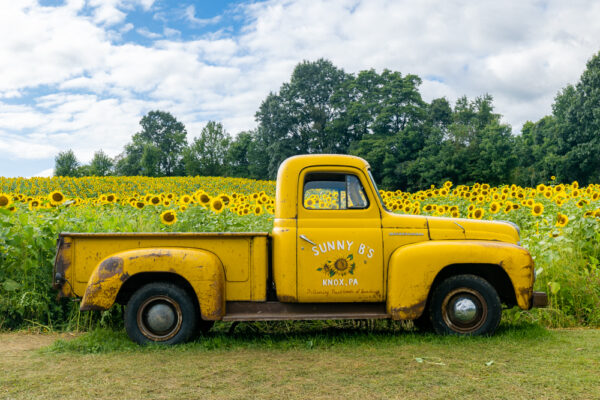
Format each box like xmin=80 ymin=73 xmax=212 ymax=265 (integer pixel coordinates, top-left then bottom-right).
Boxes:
xmin=137 ymin=295 xmax=183 ymax=341
xmin=442 ymin=288 xmax=487 ymax=334
xmin=146 ymin=303 xmax=176 ymax=333
xmin=452 ymin=297 xmax=478 ymax=324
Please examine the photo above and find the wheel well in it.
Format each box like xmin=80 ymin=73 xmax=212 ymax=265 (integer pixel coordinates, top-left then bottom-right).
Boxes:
xmin=428 ymin=264 xmax=517 ymax=308
xmin=116 ymin=272 xmax=200 ymax=311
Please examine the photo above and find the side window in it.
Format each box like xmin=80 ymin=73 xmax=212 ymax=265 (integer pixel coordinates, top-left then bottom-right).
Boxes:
xmin=303 ymin=173 xmax=369 ymax=210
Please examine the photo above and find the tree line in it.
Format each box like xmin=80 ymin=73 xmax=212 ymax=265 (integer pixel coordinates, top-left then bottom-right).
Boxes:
xmin=55 ymin=52 xmax=600 ymax=190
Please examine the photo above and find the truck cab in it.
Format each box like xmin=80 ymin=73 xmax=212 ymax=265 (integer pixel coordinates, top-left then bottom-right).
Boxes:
xmin=54 ymin=154 xmax=547 ymax=344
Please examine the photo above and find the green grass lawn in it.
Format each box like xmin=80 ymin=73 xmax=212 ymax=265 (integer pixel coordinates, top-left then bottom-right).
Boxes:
xmin=1 ymin=323 xmax=600 ymax=399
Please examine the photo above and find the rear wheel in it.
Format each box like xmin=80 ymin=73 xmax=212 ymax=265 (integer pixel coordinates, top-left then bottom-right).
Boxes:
xmin=429 ymin=274 xmax=501 ymax=336
xmin=125 ymin=282 xmax=198 ymax=345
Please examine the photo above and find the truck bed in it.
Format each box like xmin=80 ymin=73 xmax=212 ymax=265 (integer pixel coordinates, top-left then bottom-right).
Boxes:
xmin=54 ymin=232 xmax=270 ymax=302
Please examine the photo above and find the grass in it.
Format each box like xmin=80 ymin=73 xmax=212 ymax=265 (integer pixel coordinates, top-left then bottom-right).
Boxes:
xmin=2 ymin=323 xmax=600 ymax=399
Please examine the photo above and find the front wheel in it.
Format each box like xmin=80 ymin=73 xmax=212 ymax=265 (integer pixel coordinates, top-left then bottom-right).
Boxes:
xmin=429 ymin=274 xmax=501 ymax=336
xmin=125 ymin=282 xmax=199 ymax=345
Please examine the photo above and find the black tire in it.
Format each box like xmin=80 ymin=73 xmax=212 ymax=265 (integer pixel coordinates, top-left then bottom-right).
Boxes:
xmin=125 ymin=282 xmax=198 ymax=345
xmin=190 ymin=319 xmax=215 ymax=340
xmin=429 ymin=274 xmax=501 ymax=336
xmin=412 ymin=310 xmax=433 ymax=332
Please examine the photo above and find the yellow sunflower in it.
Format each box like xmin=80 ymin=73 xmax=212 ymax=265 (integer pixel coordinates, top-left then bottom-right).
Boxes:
xmin=489 ymin=202 xmax=501 ymax=214
xmin=576 ymin=199 xmax=589 ymax=208
xmin=473 ymin=208 xmax=484 ymax=219
xmin=49 ymin=191 xmax=65 ymax=206
xmin=210 ymin=198 xmax=225 ymax=214
xmin=219 ymin=194 xmax=232 ymax=205
xmin=198 ymin=193 xmax=211 ymax=206
xmin=28 ymin=200 xmax=40 ymax=211
xmin=160 ymin=210 xmax=177 ymax=225
xmin=532 ymin=202 xmax=544 ymax=216
xmin=0 ymin=193 xmax=11 ymax=208
xmin=555 ymin=213 xmax=568 ymax=227
xmin=179 ymin=195 xmax=192 ymax=205
xmin=149 ymin=195 xmax=162 ymax=206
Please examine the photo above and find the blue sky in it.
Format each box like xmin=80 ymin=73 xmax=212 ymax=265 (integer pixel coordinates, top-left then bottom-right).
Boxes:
xmin=2 ymin=0 xmax=600 ymax=177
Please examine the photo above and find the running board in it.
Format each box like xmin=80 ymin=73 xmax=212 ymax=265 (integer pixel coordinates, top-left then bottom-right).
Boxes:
xmin=222 ymin=301 xmax=390 ymax=321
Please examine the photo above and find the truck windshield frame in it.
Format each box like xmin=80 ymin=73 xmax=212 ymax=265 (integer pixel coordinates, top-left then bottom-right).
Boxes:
xmin=368 ymin=169 xmax=389 ymax=212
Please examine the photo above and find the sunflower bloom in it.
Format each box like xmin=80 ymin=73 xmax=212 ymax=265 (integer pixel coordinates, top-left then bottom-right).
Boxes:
xmin=555 ymin=213 xmax=568 ymax=227
xmin=179 ymin=195 xmax=192 ymax=205
xmin=473 ymin=208 xmax=484 ymax=219
xmin=210 ymin=198 xmax=224 ymax=214
xmin=149 ymin=195 xmax=161 ymax=206
xmin=199 ymin=193 xmax=211 ymax=206
xmin=532 ymin=203 xmax=544 ymax=216
xmin=0 ymin=193 xmax=11 ymax=208
xmin=160 ymin=210 xmax=177 ymax=225
xmin=49 ymin=191 xmax=65 ymax=205
xmin=28 ymin=200 xmax=40 ymax=211
xmin=576 ymin=199 xmax=589 ymax=208
xmin=489 ymin=202 xmax=501 ymax=213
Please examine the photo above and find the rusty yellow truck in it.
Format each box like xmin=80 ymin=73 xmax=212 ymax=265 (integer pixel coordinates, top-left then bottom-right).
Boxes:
xmin=53 ymin=154 xmax=547 ymax=344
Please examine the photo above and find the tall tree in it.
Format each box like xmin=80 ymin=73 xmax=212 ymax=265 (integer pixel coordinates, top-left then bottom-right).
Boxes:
xmin=512 ymin=116 xmax=559 ymax=186
xmin=184 ymin=121 xmax=231 ymax=176
xmin=255 ymin=59 xmax=350 ymax=178
xmin=116 ymin=110 xmax=187 ymax=176
xmin=553 ymin=51 xmax=600 ymax=183
xmin=88 ymin=150 xmax=114 ymax=176
xmin=54 ymin=149 xmax=79 ymax=177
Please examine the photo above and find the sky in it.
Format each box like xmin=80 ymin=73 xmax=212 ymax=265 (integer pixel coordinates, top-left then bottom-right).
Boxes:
xmin=1 ymin=0 xmax=600 ymax=178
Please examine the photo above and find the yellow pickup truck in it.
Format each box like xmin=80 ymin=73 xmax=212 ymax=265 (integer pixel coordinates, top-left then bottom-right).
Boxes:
xmin=53 ymin=154 xmax=547 ymax=344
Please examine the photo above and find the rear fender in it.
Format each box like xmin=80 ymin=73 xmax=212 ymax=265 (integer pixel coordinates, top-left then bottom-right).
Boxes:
xmin=80 ymin=247 xmax=225 ymax=320
xmin=386 ymin=240 xmax=534 ymax=320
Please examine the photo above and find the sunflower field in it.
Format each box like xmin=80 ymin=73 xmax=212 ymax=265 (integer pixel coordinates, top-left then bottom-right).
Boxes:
xmin=1 ymin=175 xmax=599 ymax=331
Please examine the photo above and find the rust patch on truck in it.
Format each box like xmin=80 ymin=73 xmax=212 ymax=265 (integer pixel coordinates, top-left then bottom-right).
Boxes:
xmin=277 ymin=294 xmax=298 ymax=303
xmin=53 ymin=240 xmax=72 ymax=291
xmin=390 ymin=300 xmax=426 ymax=320
xmin=128 ymin=251 xmax=173 ymax=261
xmin=97 ymin=256 xmax=124 ymax=281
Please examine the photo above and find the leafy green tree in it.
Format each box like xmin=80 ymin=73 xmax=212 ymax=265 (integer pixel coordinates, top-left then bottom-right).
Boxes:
xmin=184 ymin=121 xmax=231 ymax=176
xmin=116 ymin=110 xmax=187 ymax=176
xmin=54 ymin=149 xmax=79 ymax=177
xmin=225 ymin=131 xmax=252 ymax=177
xmin=440 ymin=95 xmax=515 ymax=186
xmin=553 ymin=52 xmax=600 ymax=183
xmin=114 ymin=142 xmax=143 ymax=176
xmin=372 ymin=71 xmax=427 ymax=135
xmin=512 ymin=116 xmax=559 ymax=186
xmin=255 ymin=59 xmax=350 ymax=178
xmin=88 ymin=150 xmax=113 ymax=176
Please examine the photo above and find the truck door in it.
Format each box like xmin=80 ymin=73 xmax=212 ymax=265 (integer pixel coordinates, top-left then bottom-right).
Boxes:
xmin=297 ymin=169 xmax=384 ymax=302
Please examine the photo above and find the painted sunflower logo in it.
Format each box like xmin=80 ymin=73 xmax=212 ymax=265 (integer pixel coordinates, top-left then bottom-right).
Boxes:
xmin=317 ymin=253 xmax=356 ymax=277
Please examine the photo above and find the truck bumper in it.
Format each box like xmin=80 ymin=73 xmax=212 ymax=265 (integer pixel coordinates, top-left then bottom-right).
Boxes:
xmin=532 ymin=291 xmax=548 ymax=308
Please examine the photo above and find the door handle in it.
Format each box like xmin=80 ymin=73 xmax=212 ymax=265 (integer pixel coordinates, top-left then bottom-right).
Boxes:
xmin=299 ymin=234 xmax=316 ymax=245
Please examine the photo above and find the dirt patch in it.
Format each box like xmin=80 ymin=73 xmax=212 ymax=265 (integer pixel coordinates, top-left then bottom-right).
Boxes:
xmin=0 ymin=332 xmax=78 ymax=355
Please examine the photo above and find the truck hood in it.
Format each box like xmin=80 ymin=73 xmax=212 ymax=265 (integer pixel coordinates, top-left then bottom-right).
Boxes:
xmin=426 ymin=216 xmax=520 ymax=244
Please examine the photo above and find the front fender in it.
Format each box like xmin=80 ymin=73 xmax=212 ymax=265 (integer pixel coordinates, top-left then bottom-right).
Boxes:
xmin=386 ymin=240 xmax=534 ymax=320
xmin=80 ymin=247 xmax=225 ymax=320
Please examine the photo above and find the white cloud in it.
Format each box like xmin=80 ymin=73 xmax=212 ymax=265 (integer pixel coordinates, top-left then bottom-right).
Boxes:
xmin=2 ymin=0 xmax=600 ymax=177
xmin=31 ymin=168 xmax=54 ymax=178
xmin=136 ymin=27 xmax=162 ymax=39
xmin=120 ymin=22 xmax=134 ymax=33
xmin=185 ymin=5 xmax=222 ymax=26
xmin=87 ymin=0 xmax=157 ymax=26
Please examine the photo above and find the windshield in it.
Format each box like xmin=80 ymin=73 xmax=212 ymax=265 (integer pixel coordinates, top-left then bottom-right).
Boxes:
xmin=368 ymin=169 xmax=389 ymax=212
